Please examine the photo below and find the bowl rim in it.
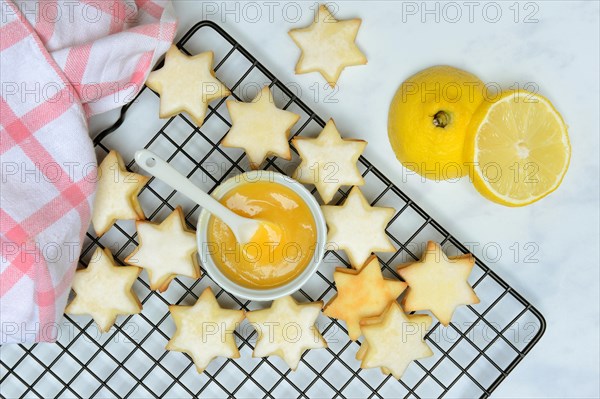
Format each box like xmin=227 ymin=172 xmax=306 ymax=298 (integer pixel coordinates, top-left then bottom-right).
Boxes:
xmin=196 ymin=170 xmax=327 ymax=301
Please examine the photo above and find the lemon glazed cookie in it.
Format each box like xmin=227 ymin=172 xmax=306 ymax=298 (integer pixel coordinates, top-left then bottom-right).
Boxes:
xmin=323 ymin=256 xmax=407 ymax=340
xmin=222 ymin=86 xmax=300 ymax=169
xmin=167 ymin=287 xmax=245 ymax=373
xmin=321 ymin=186 xmax=396 ymax=269
xmin=292 ymin=118 xmax=366 ymax=204
xmin=289 ymin=4 xmax=367 ymax=86
xmin=357 ymin=302 xmax=433 ymax=379
xmin=125 ymin=206 xmax=200 ymax=292
xmin=397 ymin=241 xmax=480 ymax=326
xmin=66 ymin=247 xmax=142 ymax=333
xmin=92 ymin=150 xmax=149 ymax=236
xmin=246 ymin=296 xmax=327 ymax=370
xmin=146 ymin=45 xmax=230 ymax=127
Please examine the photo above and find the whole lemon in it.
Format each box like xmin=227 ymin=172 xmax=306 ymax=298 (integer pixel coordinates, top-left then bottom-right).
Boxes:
xmin=388 ymin=65 xmax=484 ymax=180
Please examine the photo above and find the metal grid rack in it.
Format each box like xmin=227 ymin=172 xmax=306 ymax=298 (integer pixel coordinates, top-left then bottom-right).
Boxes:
xmin=0 ymin=21 xmax=546 ymax=399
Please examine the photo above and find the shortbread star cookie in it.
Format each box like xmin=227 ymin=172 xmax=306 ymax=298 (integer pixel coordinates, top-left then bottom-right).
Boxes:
xmin=322 ymin=187 xmax=396 ymax=269
xmin=146 ymin=45 xmax=230 ymax=127
xmin=292 ymin=119 xmax=366 ymax=204
xmin=358 ymin=302 xmax=433 ymax=379
xmin=167 ymin=287 xmax=244 ymax=373
xmin=289 ymin=4 xmax=367 ymax=86
xmin=125 ymin=206 xmax=200 ymax=292
xmin=66 ymin=247 xmax=142 ymax=333
xmin=246 ymin=296 xmax=327 ymax=370
xmin=92 ymin=150 xmax=149 ymax=236
xmin=397 ymin=241 xmax=480 ymax=326
xmin=222 ymin=86 xmax=300 ymax=169
xmin=323 ymin=256 xmax=406 ymax=340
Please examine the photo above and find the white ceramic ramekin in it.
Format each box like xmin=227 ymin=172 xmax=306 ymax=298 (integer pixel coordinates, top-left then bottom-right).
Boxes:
xmin=196 ymin=170 xmax=327 ymax=301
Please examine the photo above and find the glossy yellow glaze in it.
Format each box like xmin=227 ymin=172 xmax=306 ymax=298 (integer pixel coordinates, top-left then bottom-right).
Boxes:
xmin=207 ymin=181 xmax=316 ymax=289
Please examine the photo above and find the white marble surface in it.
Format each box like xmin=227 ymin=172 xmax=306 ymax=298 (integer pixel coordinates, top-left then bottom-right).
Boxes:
xmin=89 ymin=1 xmax=600 ymax=397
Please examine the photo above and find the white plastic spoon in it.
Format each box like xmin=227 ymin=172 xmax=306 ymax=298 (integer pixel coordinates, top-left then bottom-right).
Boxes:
xmin=134 ymin=149 xmax=266 ymax=245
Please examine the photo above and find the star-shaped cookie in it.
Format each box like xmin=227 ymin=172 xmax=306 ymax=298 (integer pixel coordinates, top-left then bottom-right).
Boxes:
xmin=289 ymin=4 xmax=367 ymax=86
xmin=397 ymin=241 xmax=480 ymax=326
xmin=322 ymin=187 xmax=396 ymax=269
xmin=146 ymin=45 xmax=230 ymax=127
xmin=66 ymin=247 xmax=142 ymax=333
xmin=125 ymin=206 xmax=200 ymax=292
xmin=92 ymin=150 xmax=149 ymax=236
xmin=323 ymin=256 xmax=406 ymax=340
xmin=167 ymin=287 xmax=245 ymax=373
xmin=221 ymin=86 xmax=300 ymax=169
xmin=357 ymin=302 xmax=433 ymax=379
xmin=292 ymin=118 xmax=366 ymax=204
xmin=246 ymin=296 xmax=327 ymax=370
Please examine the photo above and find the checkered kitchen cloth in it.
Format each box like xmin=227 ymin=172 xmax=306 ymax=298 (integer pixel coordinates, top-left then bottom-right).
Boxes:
xmin=0 ymin=0 xmax=176 ymax=344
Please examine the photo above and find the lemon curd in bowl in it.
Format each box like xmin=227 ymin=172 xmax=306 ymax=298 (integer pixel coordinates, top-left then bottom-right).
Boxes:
xmin=197 ymin=171 xmax=326 ymax=301
xmin=208 ymin=180 xmax=317 ymax=289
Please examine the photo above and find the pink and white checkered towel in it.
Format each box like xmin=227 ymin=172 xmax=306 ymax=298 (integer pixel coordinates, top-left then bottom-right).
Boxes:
xmin=1 ymin=0 xmax=176 ymax=344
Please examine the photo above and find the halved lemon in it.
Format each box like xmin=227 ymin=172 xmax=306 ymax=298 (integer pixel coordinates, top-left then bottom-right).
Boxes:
xmin=465 ymin=90 xmax=570 ymax=207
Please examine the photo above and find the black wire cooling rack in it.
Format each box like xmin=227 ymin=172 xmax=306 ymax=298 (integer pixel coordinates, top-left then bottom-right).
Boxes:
xmin=0 ymin=21 xmax=546 ymax=399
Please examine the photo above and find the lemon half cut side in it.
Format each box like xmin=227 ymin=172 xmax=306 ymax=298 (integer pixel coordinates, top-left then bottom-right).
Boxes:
xmin=465 ymin=90 xmax=570 ymax=207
